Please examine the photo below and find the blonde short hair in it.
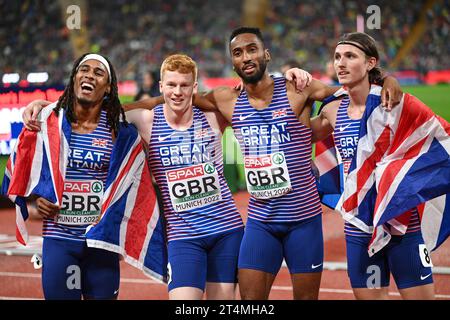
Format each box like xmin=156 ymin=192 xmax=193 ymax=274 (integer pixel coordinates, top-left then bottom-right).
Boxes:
xmin=160 ymin=54 xmax=197 ymax=81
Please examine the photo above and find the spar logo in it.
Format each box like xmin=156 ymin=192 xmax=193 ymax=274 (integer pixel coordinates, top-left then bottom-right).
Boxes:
xmin=244 ymin=155 xmax=272 ymax=169
xmin=91 ymin=181 xmax=103 ymax=193
xmin=204 ymin=163 xmax=215 ymax=174
xmin=272 ymin=152 xmax=284 ymax=165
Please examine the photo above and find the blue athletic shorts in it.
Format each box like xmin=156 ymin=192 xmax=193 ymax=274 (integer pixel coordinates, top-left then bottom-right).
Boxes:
xmin=346 ymin=231 xmax=434 ymax=289
xmin=238 ymin=214 xmax=324 ymax=275
xmin=42 ymin=237 xmax=120 ymax=300
xmin=167 ymin=227 xmax=244 ymax=292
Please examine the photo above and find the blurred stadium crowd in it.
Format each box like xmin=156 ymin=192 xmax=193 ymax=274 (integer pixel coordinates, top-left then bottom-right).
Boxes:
xmin=0 ymin=0 xmax=448 ymax=86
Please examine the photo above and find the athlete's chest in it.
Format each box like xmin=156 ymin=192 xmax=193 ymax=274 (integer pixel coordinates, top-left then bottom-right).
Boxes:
xmin=67 ymin=134 xmax=113 ymax=171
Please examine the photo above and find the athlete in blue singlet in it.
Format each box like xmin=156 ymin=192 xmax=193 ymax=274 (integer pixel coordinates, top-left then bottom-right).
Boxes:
xmin=308 ymin=32 xmax=434 ymax=299
xmin=24 ymin=28 xmax=402 ymax=301
xmin=118 ymin=27 xmax=400 ymax=300
xmin=126 ymin=54 xmax=244 ymax=300
xmin=32 ymin=53 xmax=125 ymax=299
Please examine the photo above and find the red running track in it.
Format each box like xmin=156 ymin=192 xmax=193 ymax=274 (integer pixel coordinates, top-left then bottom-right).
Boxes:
xmin=0 ymin=191 xmax=449 ymax=300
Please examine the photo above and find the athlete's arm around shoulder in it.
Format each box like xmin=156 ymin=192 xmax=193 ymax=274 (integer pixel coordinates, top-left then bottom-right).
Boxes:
xmin=125 ymin=108 xmax=154 ymax=144
xmin=122 ymin=96 xmax=164 ymax=112
xmin=310 ymin=99 xmax=340 ymax=143
xmin=195 ymin=86 xmax=240 ymax=123
xmin=285 ymin=79 xmax=337 ymax=129
xmin=203 ymin=109 xmax=231 ymax=136
xmin=301 ymin=79 xmax=340 ymax=102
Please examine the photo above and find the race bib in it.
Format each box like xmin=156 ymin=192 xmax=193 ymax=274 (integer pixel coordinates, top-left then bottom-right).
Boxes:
xmin=56 ymin=180 xmax=103 ymax=225
xmin=244 ymin=152 xmax=292 ymax=199
xmin=166 ymin=163 xmax=222 ymax=212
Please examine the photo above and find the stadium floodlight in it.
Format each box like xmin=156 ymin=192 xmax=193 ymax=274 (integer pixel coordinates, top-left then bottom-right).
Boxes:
xmin=2 ymin=73 xmax=20 ymax=84
xmin=27 ymin=72 xmax=49 ymax=83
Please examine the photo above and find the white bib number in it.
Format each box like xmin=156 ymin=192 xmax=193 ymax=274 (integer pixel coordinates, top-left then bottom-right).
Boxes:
xmin=419 ymin=244 xmax=433 ymax=268
xmin=56 ymin=180 xmax=103 ymax=225
xmin=166 ymin=163 xmax=222 ymax=212
xmin=244 ymin=152 xmax=292 ymax=199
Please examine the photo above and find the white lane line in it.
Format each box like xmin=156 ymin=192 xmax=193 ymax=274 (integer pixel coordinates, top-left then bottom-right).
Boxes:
xmin=0 ymin=271 xmax=159 ymax=284
xmin=1 ymin=272 xmax=449 ymax=299
xmin=0 ymin=296 xmax=43 ymax=300
xmin=272 ymin=285 xmax=450 ymax=299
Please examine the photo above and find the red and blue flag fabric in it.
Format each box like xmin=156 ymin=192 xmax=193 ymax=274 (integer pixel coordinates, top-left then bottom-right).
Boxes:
xmin=315 ymin=86 xmax=450 ymax=256
xmin=85 ymin=123 xmax=167 ymax=282
xmin=1 ymin=103 xmax=70 ymax=245
xmin=1 ymin=103 xmax=167 ymax=282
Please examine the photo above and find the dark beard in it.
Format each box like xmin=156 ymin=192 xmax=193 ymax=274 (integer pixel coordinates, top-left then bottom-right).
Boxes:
xmin=236 ymin=58 xmax=267 ymax=84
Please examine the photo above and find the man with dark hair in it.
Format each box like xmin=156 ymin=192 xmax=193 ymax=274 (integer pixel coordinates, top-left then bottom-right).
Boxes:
xmin=107 ymin=26 xmax=401 ymax=300
xmin=4 ymin=53 xmax=155 ymax=300
xmin=185 ymin=26 xmax=402 ymax=300
xmin=23 ymin=27 xmax=402 ymax=301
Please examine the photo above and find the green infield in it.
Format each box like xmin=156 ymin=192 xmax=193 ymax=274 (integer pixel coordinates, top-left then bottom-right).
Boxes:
xmin=0 ymin=84 xmax=448 ymax=192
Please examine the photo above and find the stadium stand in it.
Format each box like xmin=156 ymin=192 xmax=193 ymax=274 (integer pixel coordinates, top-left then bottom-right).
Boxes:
xmin=0 ymin=0 xmax=448 ymax=85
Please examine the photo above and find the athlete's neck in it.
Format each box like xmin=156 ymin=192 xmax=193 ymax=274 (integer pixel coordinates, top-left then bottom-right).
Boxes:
xmin=346 ymin=78 xmax=371 ymax=109
xmin=163 ymin=104 xmax=193 ymax=131
xmin=243 ymin=73 xmax=274 ymax=108
xmin=73 ymin=102 xmax=102 ymax=125
xmin=244 ymin=72 xmax=273 ymax=96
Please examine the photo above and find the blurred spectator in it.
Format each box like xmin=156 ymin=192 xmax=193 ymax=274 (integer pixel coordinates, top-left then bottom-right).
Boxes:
xmin=280 ymin=59 xmax=301 ymax=75
xmin=1 ymin=0 xmax=448 ymax=86
xmin=134 ymin=70 xmax=160 ymax=101
xmin=320 ymin=61 xmax=339 ymax=86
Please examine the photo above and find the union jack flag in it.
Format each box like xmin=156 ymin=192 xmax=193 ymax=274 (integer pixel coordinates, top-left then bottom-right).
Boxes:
xmin=194 ymin=128 xmax=209 ymax=139
xmin=1 ymin=103 xmax=69 ymax=245
xmin=315 ymin=86 xmax=450 ymax=256
xmin=85 ymin=123 xmax=167 ymax=282
xmin=92 ymin=138 xmax=108 ymax=147
xmin=272 ymin=108 xmax=288 ymax=119
xmin=1 ymin=103 xmax=167 ymax=282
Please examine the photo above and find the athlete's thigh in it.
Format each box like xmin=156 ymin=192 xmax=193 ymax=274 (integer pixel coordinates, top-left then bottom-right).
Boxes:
xmin=82 ymin=246 xmax=120 ymax=299
xmin=207 ymin=228 xmax=244 ymax=283
xmin=167 ymin=238 xmax=207 ymax=292
xmin=283 ymin=214 xmax=324 ymax=274
xmin=388 ymin=232 xmax=434 ymax=291
xmin=238 ymin=218 xmax=284 ymax=275
xmin=42 ymin=237 xmax=83 ymax=300
xmin=346 ymin=235 xmax=390 ymax=289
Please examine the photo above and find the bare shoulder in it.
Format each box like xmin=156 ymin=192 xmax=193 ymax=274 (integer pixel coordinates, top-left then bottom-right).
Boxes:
xmin=211 ymin=86 xmax=240 ymax=103
xmin=125 ymin=108 xmax=154 ymax=125
xmin=321 ymin=99 xmax=341 ymax=115
xmin=285 ymin=80 xmax=310 ymax=115
xmin=203 ymin=109 xmax=229 ymax=133
xmin=320 ymin=98 xmax=342 ymax=127
xmin=203 ymin=86 xmax=240 ymax=123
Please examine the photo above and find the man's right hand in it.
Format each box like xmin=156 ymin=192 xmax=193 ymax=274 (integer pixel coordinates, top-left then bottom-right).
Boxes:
xmin=35 ymin=197 xmax=60 ymax=218
xmin=22 ymin=99 xmax=51 ymax=131
xmin=284 ymin=68 xmax=312 ymax=92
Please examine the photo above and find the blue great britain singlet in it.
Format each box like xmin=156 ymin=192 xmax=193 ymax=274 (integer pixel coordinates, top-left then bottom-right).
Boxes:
xmin=148 ymin=105 xmax=243 ymax=242
xmin=232 ymin=76 xmax=322 ymax=222
xmin=43 ymin=110 xmax=113 ymax=241
xmin=334 ymin=97 xmax=421 ymax=236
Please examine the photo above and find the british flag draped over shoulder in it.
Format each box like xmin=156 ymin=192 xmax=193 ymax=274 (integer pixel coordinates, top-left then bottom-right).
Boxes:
xmin=314 ymin=85 xmax=450 ymax=256
xmin=1 ymin=103 xmax=167 ymax=282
